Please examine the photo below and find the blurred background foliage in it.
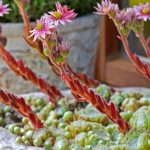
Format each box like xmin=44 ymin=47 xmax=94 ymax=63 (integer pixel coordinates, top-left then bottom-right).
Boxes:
xmin=1 ymin=0 xmax=99 ymax=22
xmin=129 ymin=0 xmax=148 ymax=6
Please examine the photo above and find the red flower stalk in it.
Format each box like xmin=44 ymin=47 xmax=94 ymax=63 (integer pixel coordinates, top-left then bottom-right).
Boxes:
xmin=14 ymin=0 xmax=100 ymax=88
xmin=0 ymin=89 xmax=43 ymax=130
xmin=120 ymin=35 xmax=150 ymax=80
xmin=64 ymin=64 xmax=100 ymax=87
xmin=0 ymin=45 xmax=63 ymax=105
xmin=14 ymin=0 xmax=45 ymax=56
xmin=59 ymin=65 xmax=130 ymax=133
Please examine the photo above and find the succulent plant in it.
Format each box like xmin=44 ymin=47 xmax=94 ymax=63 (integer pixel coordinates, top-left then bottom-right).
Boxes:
xmin=109 ymin=144 xmax=127 ymax=150
xmin=120 ymin=111 xmax=133 ymax=121
xmin=96 ymin=85 xmax=111 ymax=101
xmin=110 ymin=92 xmax=126 ymax=108
xmin=44 ymin=138 xmax=53 ymax=150
xmin=53 ymin=137 xmax=69 ymax=150
xmin=121 ymin=97 xmax=140 ymax=113
xmin=75 ymin=132 xmax=88 ymax=147
xmin=139 ymin=97 xmax=150 ymax=106
xmin=94 ymin=144 xmax=109 ymax=150
xmin=129 ymin=106 xmax=150 ymax=131
xmin=70 ymin=143 xmax=83 ymax=150
xmin=127 ymin=130 xmax=150 ymax=150
xmin=0 ymin=0 xmax=150 ymax=149
xmin=38 ymin=102 xmax=54 ymax=121
xmin=76 ymin=104 xmax=108 ymax=125
xmin=128 ymin=93 xmax=143 ymax=100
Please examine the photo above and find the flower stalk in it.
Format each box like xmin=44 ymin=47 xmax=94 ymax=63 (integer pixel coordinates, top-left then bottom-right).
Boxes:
xmin=120 ymin=35 xmax=150 ymax=80
xmin=95 ymin=0 xmax=150 ymax=81
xmin=14 ymin=0 xmax=100 ymax=88
xmin=43 ymin=58 xmax=130 ymax=133
xmin=1 ymin=0 xmax=131 ymax=132
xmin=16 ymin=0 xmax=127 ymax=132
xmin=60 ymin=64 xmax=130 ymax=133
xmin=0 ymin=89 xmax=43 ymax=130
xmin=42 ymin=39 xmax=129 ymax=133
xmin=0 ymin=44 xmax=63 ymax=105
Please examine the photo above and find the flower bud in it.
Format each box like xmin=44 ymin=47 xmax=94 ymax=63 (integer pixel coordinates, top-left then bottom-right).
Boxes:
xmin=53 ymin=51 xmax=65 ymax=64
xmin=58 ymin=42 xmax=70 ymax=59
xmin=44 ymin=48 xmax=51 ymax=57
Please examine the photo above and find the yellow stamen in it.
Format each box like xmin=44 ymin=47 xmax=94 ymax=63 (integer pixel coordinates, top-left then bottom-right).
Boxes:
xmin=143 ymin=8 xmax=149 ymax=15
xmin=53 ymin=10 xmax=62 ymax=19
xmin=36 ymin=23 xmax=44 ymax=31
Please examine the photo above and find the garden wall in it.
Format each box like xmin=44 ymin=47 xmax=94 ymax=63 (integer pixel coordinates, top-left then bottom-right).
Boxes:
xmin=0 ymin=14 xmax=100 ymax=94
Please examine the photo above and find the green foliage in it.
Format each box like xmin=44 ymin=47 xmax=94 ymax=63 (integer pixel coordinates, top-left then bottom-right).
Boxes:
xmin=129 ymin=0 xmax=149 ymax=6
xmin=1 ymin=0 xmax=99 ymax=22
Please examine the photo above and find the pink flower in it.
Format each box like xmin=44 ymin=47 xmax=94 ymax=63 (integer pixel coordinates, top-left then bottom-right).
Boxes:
xmin=134 ymin=3 xmax=150 ymax=21
xmin=0 ymin=0 xmax=11 ymax=17
xmin=58 ymin=42 xmax=70 ymax=52
xmin=49 ymin=2 xmax=77 ymax=25
xmin=116 ymin=8 xmax=135 ymax=27
xmin=115 ymin=8 xmax=136 ymax=36
xmin=29 ymin=17 xmax=54 ymax=41
xmin=95 ymin=0 xmax=119 ymax=17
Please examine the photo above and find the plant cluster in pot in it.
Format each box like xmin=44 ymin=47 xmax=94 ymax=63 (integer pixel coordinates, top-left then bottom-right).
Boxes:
xmin=1 ymin=0 xmax=100 ymax=94
xmin=0 ymin=0 xmax=150 ymax=150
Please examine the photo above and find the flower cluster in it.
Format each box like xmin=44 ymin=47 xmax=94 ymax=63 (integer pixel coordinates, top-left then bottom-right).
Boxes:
xmin=29 ymin=2 xmax=77 ymax=42
xmin=95 ymin=0 xmax=119 ymax=18
xmin=115 ymin=8 xmax=135 ymax=36
xmin=96 ymin=0 xmax=150 ymax=86
xmin=134 ymin=3 xmax=150 ymax=21
xmin=0 ymin=0 xmax=10 ymax=17
xmin=29 ymin=17 xmax=54 ymax=41
xmin=0 ymin=0 xmax=131 ymax=134
xmin=28 ymin=2 xmax=76 ymax=64
xmin=95 ymin=1 xmax=150 ymax=36
xmin=49 ymin=2 xmax=77 ymax=26
xmin=95 ymin=0 xmax=150 ymax=21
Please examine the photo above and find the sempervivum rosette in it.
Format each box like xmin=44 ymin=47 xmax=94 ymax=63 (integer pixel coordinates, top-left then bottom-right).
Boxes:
xmin=121 ymin=97 xmax=140 ymax=113
xmin=129 ymin=106 xmax=150 ymax=131
xmin=76 ymin=104 xmax=108 ymax=125
xmin=126 ymin=130 xmax=150 ymax=150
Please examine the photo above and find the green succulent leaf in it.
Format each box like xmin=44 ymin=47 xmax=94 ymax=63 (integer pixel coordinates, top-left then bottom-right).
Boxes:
xmin=129 ymin=106 xmax=150 ymax=131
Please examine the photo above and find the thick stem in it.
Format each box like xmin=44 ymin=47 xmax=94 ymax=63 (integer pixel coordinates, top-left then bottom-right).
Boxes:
xmin=64 ymin=63 xmax=100 ymax=88
xmin=0 ymin=45 xmax=63 ymax=105
xmin=59 ymin=64 xmax=130 ymax=133
xmin=41 ymin=57 xmax=130 ymax=133
xmin=121 ymin=35 xmax=150 ymax=80
xmin=15 ymin=0 xmax=101 ymax=88
xmin=0 ymin=89 xmax=43 ymax=130
xmin=42 ymin=39 xmax=130 ymax=133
